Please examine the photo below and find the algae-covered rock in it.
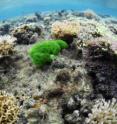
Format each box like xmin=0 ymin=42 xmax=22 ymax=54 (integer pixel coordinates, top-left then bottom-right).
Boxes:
xmin=11 ymin=23 xmax=42 ymax=44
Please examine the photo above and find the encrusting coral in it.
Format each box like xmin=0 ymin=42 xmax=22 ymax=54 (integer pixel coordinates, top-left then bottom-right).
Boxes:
xmin=86 ymin=98 xmax=117 ymax=124
xmin=0 ymin=35 xmax=16 ymax=58
xmin=51 ymin=20 xmax=80 ymax=44
xmin=0 ymin=91 xmax=20 ymax=124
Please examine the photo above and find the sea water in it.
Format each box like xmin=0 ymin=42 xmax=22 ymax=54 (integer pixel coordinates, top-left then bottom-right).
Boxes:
xmin=0 ymin=0 xmax=117 ymax=20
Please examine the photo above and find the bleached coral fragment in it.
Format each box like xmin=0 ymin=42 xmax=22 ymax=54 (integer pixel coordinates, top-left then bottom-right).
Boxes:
xmin=0 ymin=35 xmax=16 ymax=58
xmin=86 ymin=98 xmax=117 ymax=124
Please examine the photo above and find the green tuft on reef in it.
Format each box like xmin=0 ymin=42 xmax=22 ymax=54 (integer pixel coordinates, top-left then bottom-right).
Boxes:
xmin=29 ymin=40 xmax=68 ymax=67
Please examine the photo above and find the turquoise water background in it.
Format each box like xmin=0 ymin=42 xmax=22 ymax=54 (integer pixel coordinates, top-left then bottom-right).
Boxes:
xmin=0 ymin=0 xmax=117 ymax=20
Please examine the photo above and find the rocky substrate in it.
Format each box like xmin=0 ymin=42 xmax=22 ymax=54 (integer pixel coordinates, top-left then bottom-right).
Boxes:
xmin=0 ymin=10 xmax=117 ymax=124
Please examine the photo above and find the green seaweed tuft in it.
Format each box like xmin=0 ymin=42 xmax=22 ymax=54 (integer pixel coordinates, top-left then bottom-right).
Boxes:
xmin=29 ymin=40 xmax=68 ymax=68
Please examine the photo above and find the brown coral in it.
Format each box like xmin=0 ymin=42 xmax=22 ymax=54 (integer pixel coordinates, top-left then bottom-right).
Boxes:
xmin=51 ymin=20 xmax=80 ymax=44
xmin=0 ymin=91 xmax=20 ymax=124
xmin=11 ymin=23 xmax=42 ymax=44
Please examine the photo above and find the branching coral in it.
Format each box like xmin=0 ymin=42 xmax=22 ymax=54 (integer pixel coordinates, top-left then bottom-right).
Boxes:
xmin=0 ymin=91 xmax=20 ymax=124
xmin=51 ymin=20 xmax=80 ymax=43
xmin=0 ymin=35 xmax=16 ymax=58
xmin=86 ymin=98 xmax=117 ymax=124
xmin=29 ymin=40 xmax=68 ymax=67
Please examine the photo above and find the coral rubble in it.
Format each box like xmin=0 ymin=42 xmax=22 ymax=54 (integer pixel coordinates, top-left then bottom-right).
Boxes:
xmin=0 ymin=10 xmax=117 ymax=124
xmin=86 ymin=98 xmax=117 ymax=124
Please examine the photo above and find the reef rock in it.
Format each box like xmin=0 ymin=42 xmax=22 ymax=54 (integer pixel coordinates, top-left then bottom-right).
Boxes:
xmin=11 ymin=23 xmax=43 ymax=44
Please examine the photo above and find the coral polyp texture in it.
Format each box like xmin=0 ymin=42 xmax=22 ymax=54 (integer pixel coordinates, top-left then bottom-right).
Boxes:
xmin=86 ymin=98 xmax=117 ymax=124
xmin=0 ymin=91 xmax=20 ymax=124
xmin=51 ymin=20 xmax=80 ymax=43
xmin=0 ymin=35 xmax=16 ymax=58
xmin=29 ymin=40 xmax=68 ymax=67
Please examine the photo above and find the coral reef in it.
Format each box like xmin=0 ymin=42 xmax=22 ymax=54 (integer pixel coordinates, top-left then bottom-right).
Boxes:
xmin=0 ymin=91 xmax=20 ymax=124
xmin=0 ymin=10 xmax=117 ymax=124
xmin=83 ymin=37 xmax=117 ymax=99
xmin=0 ymin=35 xmax=16 ymax=58
xmin=55 ymin=69 xmax=71 ymax=84
xmin=79 ymin=36 xmax=117 ymax=61
xmin=51 ymin=20 xmax=80 ymax=44
xmin=86 ymin=98 xmax=117 ymax=124
xmin=55 ymin=67 xmax=91 ymax=93
xmin=11 ymin=23 xmax=42 ymax=44
xmin=85 ymin=37 xmax=111 ymax=59
xmin=61 ymin=93 xmax=117 ymax=124
xmin=61 ymin=93 xmax=92 ymax=124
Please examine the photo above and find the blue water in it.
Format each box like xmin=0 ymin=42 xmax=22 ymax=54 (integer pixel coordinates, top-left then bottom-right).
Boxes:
xmin=0 ymin=0 xmax=117 ymax=20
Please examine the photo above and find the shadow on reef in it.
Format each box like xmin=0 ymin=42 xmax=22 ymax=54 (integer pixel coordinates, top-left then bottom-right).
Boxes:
xmin=85 ymin=45 xmax=117 ymax=100
xmin=0 ymin=56 xmax=20 ymax=89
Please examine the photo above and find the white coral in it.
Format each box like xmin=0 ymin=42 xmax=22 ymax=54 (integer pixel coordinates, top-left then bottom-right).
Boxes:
xmin=0 ymin=35 xmax=16 ymax=44
xmin=0 ymin=35 xmax=16 ymax=58
xmin=86 ymin=98 xmax=117 ymax=124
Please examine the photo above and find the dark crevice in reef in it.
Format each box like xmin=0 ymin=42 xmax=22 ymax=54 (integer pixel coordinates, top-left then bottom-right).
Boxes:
xmin=84 ymin=47 xmax=117 ymax=100
xmin=0 ymin=56 xmax=20 ymax=89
